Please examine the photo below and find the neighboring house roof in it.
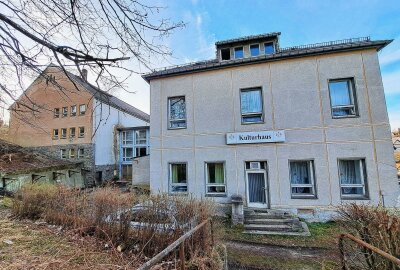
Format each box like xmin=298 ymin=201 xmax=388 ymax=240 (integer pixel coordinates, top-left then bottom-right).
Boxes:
xmin=0 ymin=140 xmax=80 ymax=175
xmin=63 ymin=69 xmax=150 ymax=123
xmin=393 ymin=137 xmax=400 ymax=150
xmin=143 ymin=36 xmax=392 ymax=82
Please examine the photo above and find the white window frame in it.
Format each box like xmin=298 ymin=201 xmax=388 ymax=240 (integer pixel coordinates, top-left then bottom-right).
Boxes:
xmin=169 ymin=163 xmax=188 ymax=193
xmin=60 ymin=149 xmax=67 ymax=159
xmin=338 ymin=158 xmax=368 ymax=199
xmin=69 ymin=127 xmax=76 ymax=138
xmin=54 ymin=108 xmax=60 ymax=118
xmin=62 ymin=107 xmax=68 ymax=117
xmin=249 ymin=43 xmax=260 ymax=57
xmin=79 ymin=104 xmax=86 ymax=115
xmin=78 ymin=148 xmax=84 ymax=159
xmin=69 ymin=149 xmax=75 ymax=159
xmin=78 ymin=127 xmax=85 ymax=138
xmin=61 ymin=128 xmax=67 ymax=139
xmin=205 ymin=162 xmax=226 ymax=196
xmin=52 ymin=129 xmax=59 ymax=139
xmin=240 ymin=87 xmax=264 ymax=124
xmin=70 ymin=105 xmax=77 ymax=116
xmin=234 ymin=46 xmax=244 ymax=59
xmin=328 ymin=78 xmax=358 ymax=118
xmin=289 ymin=160 xmax=317 ymax=199
xmin=168 ymin=96 xmax=187 ymax=129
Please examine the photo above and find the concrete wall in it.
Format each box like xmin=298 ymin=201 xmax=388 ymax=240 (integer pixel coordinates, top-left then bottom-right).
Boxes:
xmin=149 ymin=49 xmax=399 ymax=211
xmin=132 ymin=155 xmax=150 ymax=185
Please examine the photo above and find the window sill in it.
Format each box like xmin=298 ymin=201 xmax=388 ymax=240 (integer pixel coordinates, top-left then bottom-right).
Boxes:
xmin=52 ymin=137 xmax=58 ymax=140
xmin=205 ymin=194 xmax=227 ymax=198
xmin=341 ymin=196 xmax=369 ymax=200
xmin=332 ymin=115 xmax=359 ymax=119
xmin=241 ymin=121 xmax=265 ymax=125
xmin=291 ymin=195 xmax=317 ymax=199
xmin=168 ymin=127 xmax=187 ymax=130
xmin=168 ymin=192 xmax=188 ymax=196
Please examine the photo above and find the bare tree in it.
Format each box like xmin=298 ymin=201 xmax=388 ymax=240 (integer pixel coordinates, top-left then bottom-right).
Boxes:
xmin=0 ymin=0 xmax=184 ymax=122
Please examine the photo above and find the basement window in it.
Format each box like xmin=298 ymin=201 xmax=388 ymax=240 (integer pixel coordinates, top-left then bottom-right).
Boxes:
xmin=60 ymin=149 xmax=67 ymax=159
xmin=221 ymin=48 xmax=231 ymax=61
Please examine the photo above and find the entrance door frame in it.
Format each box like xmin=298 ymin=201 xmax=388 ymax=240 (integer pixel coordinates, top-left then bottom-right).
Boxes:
xmin=245 ymin=168 xmax=269 ymax=208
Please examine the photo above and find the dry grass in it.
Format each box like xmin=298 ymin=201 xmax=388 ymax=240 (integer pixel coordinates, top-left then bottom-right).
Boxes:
xmin=9 ymin=184 xmax=221 ymax=269
xmin=338 ymin=203 xmax=400 ymax=270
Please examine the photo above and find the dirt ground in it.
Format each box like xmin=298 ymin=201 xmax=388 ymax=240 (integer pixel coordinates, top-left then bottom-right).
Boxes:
xmin=0 ymin=205 xmax=141 ymax=270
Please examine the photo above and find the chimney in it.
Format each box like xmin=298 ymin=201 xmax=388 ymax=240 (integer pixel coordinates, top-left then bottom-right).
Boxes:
xmin=81 ymin=68 xmax=88 ymax=81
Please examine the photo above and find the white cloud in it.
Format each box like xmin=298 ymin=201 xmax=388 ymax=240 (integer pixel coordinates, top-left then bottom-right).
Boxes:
xmin=380 ymin=49 xmax=400 ymax=65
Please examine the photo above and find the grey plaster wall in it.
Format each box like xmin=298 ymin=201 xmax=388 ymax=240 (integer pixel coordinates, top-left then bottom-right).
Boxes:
xmin=132 ymin=155 xmax=150 ymax=185
xmin=149 ymin=49 xmax=399 ymax=212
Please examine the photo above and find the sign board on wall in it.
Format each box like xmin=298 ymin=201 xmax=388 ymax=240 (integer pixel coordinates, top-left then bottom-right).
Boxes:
xmin=226 ymin=130 xmax=286 ymax=145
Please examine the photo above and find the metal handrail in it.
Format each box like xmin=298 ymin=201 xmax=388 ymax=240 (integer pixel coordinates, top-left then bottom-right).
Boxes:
xmin=137 ymin=218 xmax=213 ymax=270
xmin=338 ymin=233 xmax=400 ymax=269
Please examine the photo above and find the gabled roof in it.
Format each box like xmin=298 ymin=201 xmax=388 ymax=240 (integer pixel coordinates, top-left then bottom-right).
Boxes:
xmin=61 ymin=68 xmax=150 ymax=122
xmin=0 ymin=140 xmax=80 ymax=175
xmin=143 ymin=36 xmax=392 ymax=83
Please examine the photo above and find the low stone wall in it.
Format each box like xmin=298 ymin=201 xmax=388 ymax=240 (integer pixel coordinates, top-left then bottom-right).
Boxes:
xmin=94 ymin=164 xmax=117 ymax=183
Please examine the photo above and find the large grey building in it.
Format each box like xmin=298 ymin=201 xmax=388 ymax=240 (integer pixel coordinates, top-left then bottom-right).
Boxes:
xmin=143 ymin=32 xmax=398 ymax=218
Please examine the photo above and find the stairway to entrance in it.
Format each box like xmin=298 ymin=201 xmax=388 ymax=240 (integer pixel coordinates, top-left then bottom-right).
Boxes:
xmin=244 ymin=208 xmax=310 ymax=236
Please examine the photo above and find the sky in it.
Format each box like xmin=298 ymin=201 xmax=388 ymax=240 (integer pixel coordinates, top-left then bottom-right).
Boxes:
xmin=115 ymin=0 xmax=400 ymax=130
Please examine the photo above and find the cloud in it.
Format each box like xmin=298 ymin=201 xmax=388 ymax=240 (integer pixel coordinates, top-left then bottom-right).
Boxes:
xmin=380 ymin=49 xmax=400 ymax=65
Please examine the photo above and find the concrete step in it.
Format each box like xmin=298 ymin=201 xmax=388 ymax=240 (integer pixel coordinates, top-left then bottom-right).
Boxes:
xmin=244 ymin=213 xmax=292 ymax=220
xmin=244 ymin=224 xmax=302 ymax=232
xmin=244 ymin=218 xmax=300 ymax=225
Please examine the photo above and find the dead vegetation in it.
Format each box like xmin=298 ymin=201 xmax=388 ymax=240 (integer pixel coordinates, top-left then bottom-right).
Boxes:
xmin=9 ymin=184 xmax=221 ymax=269
xmin=338 ymin=203 xmax=400 ymax=270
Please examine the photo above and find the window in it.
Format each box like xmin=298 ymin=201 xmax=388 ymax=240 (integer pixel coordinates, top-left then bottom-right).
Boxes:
xmin=123 ymin=147 xmax=133 ymax=161
xmin=234 ymin=47 xmax=244 ymax=59
xmin=289 ymin=160 xmax=316 ymax=198
xmin=69 ymin=149 xmax=75 ymax=159
xmin=240 ymin=88 xmax=263 ymax=123
xmin=122 ymin=130 xmax=133 ymax=144
xmin=170 ymin=163 xmax=187 ymax=193
xmin=69 ymin=127 xmax=76 ymax=138
xmin=338 ymin=159 xmax=368 ymax=199
xmin=52 ymin=129 xmax=59 ymax=139
xmin=206 ymin=162 xmax=226 ymax=195
xmin=54 ymin=108 xmax=60 ymax=118
xmin=62 ymin=107 xmax=68 ymax=117
xmin=78 ymin=148 xmax=85 ymax=159
xmin=264 ymin=42 xmax=275 ymax=54
xmin=168 ymin=96 xmax=186 ymax=129
xmin=60 ymin=149 xmax=67 ymax=159
xmin=329 ymin=79 xmax=358 ymax=118
xmin=250 ymin=44 xmax=260 ymax=57
xmin=135 ymin=130 xmax=147 ymax=144
xmin=121 ymin=164 xmax=132 ymax=180
xmin=61 ymin=128 xmax=67 ymax=139
xmin=79 ymin=104 xmax=86 ymax=115
xmin=70 ymin=105 xmax=77 ymax=116
xmin=78 ymin=127 xmax=85 ymax=137
xmin=221 ymin=48 xmax=231 ymax=60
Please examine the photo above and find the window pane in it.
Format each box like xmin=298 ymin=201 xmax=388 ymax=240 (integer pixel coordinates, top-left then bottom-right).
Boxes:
xmin=290 ymin=161 xmax=311 ymax=184
xmin=250 ymin=44 xmax=260 ymax=56
xmin=339 ymin=160 xmax=362 ymax=185
xmin=169 ymin=97 xmax=186 ymax=121
xmin=241 ymin=89 xmax=262 ymax=113
xmin=135 ymin=147 xmax=147 ymax=157
xmin=265 ymin=42 xmax=274 ymax=54
xmin=341 ymin=187 xmax=364 ymax=195
xmin=234 ymin=47 xmax=244 ymax=58
xmin=123 ymin=148 xmax=133 ymax=161
xmin=292 ymin=187 xmax=313 ymax=194
xmin=135 ymin=130 xmax=147 ymax=144
xmin=242 ymin=115 xmax=263 ymax=123
xmin=221 ymin=48 xmax=230 ymax=60
xmin=170 ymin=120 xmax=186 ymax=128
xmin=123 ymin=131 xmax=133 ymax=144
xmin=207 ymin=163 xmax=225 ymax=184
xmin=207 ymin=186 xmax=226 ymax=193
xmin=171 ymin=164 xmax=186 ymax=183
xmin=329 ymin=81 xmax=351 ymax=106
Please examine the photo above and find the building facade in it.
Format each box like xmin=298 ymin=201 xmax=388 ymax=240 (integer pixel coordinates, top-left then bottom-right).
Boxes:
xmin=144 ymin=33 xmax=399 ymax=216
xmin=8 ymin=65 xmax=150 ymax=186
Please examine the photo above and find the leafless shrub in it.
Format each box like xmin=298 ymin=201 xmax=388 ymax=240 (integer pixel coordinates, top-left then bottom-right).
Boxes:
xmin=12 ymin=184 xmax=220 ymax=269
xmin=338 ymin=203 xmax=400 ymax=270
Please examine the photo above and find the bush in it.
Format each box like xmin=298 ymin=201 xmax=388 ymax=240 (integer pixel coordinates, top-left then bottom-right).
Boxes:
xmin=12 ymin=184 xmax=219 ymax=269
xmin=338 ymin=203 xmax=400 ymax=270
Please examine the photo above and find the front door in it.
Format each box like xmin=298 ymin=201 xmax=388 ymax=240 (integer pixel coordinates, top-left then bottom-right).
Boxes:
xmin=246 ymin=170 xmax=268 ymax=208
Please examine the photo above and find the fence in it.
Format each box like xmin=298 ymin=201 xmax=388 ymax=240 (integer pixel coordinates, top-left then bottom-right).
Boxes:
xmin=338 ymin=233 xmax=400 ymax=270
xmin=137 ymin=218 xmax=215 ymax=270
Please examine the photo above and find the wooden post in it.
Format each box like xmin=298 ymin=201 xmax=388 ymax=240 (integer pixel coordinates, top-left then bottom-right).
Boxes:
xmin=179 ymin=241 xmax=185 ymax=270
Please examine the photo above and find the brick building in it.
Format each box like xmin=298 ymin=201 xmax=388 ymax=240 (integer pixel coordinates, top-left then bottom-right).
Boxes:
xmin=8 ymin=65 xmax=149 ymax=186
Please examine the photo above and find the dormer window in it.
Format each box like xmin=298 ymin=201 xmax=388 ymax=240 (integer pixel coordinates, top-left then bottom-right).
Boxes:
xmin=264 ymin=42 xmax=275 ymax=54
xmin=234 ymin=47 xmax=244 ymax=59
xmin=250 ymin=44 xmax=260 ymax=57
xmin=221 ymin=48 xmax=231 ymax=61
